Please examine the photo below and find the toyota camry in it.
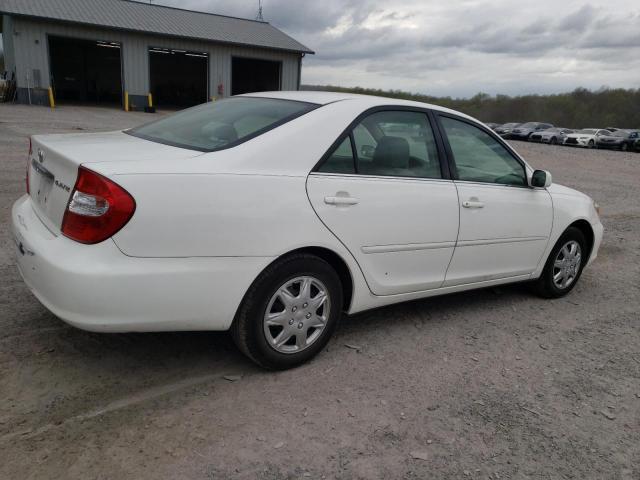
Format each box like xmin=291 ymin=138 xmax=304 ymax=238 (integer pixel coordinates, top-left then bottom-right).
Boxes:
xmin=12 ymin=91 xmax=603 ymax=369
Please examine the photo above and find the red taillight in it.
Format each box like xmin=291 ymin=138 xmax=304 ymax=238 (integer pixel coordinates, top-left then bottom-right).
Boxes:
xmin=61 ymin=167 xmax=136 ymax=244
xmin=26 ymin=138 xmax=32 ymax=194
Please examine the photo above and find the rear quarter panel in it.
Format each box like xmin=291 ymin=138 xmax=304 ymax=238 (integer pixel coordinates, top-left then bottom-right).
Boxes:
xmin=110 ymin=173 xmax=372 ymax=313
xmin=111 ymin=174 xmax=343 ymax=257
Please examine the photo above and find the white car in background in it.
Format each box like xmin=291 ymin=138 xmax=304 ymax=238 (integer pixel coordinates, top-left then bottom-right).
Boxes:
xmin=12 ymin=92 xmax=603 ymax=369
xmin=563 ymin=128 xmax=612 ymax=148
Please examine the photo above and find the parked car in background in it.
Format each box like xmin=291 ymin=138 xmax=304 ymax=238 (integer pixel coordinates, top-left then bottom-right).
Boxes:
xmin=596 ymin=129 xmax=639 ymax=151
xmin=495 ymin=123 xmax=521 ymax=137
xmin=11 ymin=91 xmax=603 ymax=369
xmin=530 ymin=128 xmax=574 ymax=145
xmin=564 ymin=129 xmax=612 ymax=148
xmin=510 ymin=122 xmax=554 ymax=141
xmin=484 ymin=122 xmax=500 ymax=130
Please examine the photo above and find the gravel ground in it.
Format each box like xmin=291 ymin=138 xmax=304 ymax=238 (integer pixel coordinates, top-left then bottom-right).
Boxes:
xmin=0 ymin=104 xmax=639 ymax=480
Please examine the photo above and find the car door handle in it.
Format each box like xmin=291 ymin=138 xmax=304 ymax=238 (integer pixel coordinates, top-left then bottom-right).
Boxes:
xmin=462 ymin=200 xmax=484 ymax=209
xmin=324 ymin=196 xmax=359 ymax=206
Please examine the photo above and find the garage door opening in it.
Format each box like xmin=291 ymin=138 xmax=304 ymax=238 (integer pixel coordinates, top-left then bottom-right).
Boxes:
xmin=48 ymin=36 xmax=122 ymax=105
xmin=232 ymin=57 xmax=281 ymax=96
xmin=149 ymin=47 xmax=208 ymax=108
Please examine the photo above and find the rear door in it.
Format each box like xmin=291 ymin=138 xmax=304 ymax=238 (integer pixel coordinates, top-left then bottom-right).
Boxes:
xmin=436 ymin=114 xmax=553 ymax=286
xmin=307 ymin=109 xmax=459 ymax=296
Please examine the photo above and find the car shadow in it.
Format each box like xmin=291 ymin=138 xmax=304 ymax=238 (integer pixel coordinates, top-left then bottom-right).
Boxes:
xmin=1 ymin=281 xmax=535 ymax=432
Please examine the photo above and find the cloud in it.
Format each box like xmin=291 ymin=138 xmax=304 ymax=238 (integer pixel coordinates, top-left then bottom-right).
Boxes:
xmin=148 ymin=0 xmax=640 ymax=97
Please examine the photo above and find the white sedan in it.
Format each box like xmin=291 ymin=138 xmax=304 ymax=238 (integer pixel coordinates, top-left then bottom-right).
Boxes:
xmin=12 ymin=92 xmax=603 ymax=369
xmin=563 ymin=128 xmax=612 ymax=148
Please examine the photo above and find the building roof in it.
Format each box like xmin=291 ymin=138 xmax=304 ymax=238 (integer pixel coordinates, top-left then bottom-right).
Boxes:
xmin=0 ymin=0 xmax=313 ymax=54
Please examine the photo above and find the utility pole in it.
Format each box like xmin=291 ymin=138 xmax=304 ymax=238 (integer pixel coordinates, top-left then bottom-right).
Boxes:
xmin=256 ymin=0 xmax=264 ymax=21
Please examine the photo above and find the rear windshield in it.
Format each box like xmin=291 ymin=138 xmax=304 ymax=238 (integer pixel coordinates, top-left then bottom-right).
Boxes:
xmin=127 ymin=97 xmax=318 ymax=152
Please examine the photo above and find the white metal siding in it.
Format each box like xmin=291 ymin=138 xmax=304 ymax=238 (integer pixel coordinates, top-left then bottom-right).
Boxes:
xmin=10 ymin=17 xmax=301 ymax=98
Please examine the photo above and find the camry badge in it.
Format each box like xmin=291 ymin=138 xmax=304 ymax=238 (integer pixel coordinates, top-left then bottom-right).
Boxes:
xmin=37 ymin=149 xmax=45 ymax=163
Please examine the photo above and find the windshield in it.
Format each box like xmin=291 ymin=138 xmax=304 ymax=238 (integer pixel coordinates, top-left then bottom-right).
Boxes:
xmin=127 ymin=97 xmax=318 ymax=151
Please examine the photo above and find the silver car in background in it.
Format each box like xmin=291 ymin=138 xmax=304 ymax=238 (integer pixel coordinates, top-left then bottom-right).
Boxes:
xmin=510 ymin=122 xmax=554 ymax=141
xmin=596 ymin=130 xmax=640 ymax=151
xmin=530 ymin=128 xmax=574 ymax=145
xmin=494 ymin=122 xmax=521 ymax=137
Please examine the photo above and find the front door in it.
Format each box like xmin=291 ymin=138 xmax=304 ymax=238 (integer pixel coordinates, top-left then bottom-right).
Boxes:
xmin=437 ymin=115 xmax=553 ymax=286
xmin=307 ymin=110 xmax=459 ymax=296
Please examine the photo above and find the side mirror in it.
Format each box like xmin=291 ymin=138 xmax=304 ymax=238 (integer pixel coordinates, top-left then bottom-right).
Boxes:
xmin=531 ymin=169 xmax=552 ymax=188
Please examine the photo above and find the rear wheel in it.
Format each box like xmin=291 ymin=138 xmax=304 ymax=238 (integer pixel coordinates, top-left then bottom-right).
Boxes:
xmin=231 ymin=254 xmax=343 ymax=370
xmin=535 ymin=227 xmax=587 ymax=298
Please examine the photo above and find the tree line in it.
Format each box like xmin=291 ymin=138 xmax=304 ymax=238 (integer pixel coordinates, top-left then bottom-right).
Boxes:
xmin=302 ymin=85 xmax=640 ymax=129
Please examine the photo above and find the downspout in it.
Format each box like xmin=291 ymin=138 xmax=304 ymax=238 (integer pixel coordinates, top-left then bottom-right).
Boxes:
xmin=297 ymin=53 xmax=305 ymax=90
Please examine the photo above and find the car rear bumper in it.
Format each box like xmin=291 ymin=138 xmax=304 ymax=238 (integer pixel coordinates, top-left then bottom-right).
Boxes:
xmin=11 ymin=195 xmax=271 ymax=333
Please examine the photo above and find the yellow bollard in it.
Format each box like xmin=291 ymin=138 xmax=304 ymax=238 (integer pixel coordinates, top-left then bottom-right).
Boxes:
xmin=124 ymin=91 xmax=129 ymax=112
xmin=148 ymin=93 xmax=153 ymax=108
xmin=47 ymin=86 xmax=55 ymax=109
xmin=210 ymin=96 xmax=216 ymax=102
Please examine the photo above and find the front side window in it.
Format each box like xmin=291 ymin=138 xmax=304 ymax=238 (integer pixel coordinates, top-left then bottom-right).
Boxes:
xmin=440 ymin=116 xmax=526 ymax=186
xmin=128 ymin=97 xmax=317 ymax=151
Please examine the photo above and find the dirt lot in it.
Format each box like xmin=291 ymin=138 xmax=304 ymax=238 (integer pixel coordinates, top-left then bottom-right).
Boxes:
xmin=0 ymin=104 xmax=638 ymax=480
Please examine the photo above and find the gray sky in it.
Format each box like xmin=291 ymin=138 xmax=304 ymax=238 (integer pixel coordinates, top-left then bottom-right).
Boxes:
xmin=3 ymin=1 xmax=639 ymax=97
xmin=159 ymin=0 xmax=640 ymax=97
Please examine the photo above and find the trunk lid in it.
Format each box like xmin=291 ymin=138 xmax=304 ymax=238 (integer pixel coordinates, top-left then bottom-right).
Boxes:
xmin=28 ymin=131 xmax=201 ymax=233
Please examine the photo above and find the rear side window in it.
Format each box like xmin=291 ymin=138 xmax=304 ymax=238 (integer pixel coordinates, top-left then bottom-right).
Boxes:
xmin=318 ymin=137 xmax=356 ymax=174
xmin=440 ymin=116 xmax=526 ymax=186
xmin=318 ymin=110 xmax=442 ymax=179
xmin=127 ymin=97 xmax=317 ymax=152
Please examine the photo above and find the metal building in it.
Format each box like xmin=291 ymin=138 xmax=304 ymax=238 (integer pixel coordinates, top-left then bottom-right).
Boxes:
xmin=0 ymin=0 xmax=313 ymax=110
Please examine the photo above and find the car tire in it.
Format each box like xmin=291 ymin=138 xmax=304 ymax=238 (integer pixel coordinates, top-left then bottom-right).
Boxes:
xmin=551 ymin=137 xmax=557 ymax=145
xmin=230 ymin=253 xmax=343 ymax=370
xmin=534 ymin=227 xmax=587 ymax=299
xmin=621 ymin=143 xmax=628 ymax=152
xmin=588 ymin=140 xmax=595 ymax=148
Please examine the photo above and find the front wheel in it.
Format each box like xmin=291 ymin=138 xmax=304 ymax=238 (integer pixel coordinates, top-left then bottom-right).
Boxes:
xmin=534 ymin=227 xmax=587 ymax=298
xmin=231 ymin=254 xmax=343 ymax=370
xmin=588 ymin=140 xmax=595 ymax=148
xmin=621 ymin=143 xmax=628 ymax=152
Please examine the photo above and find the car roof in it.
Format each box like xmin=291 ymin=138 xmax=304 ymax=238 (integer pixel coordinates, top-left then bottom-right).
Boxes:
xmin=242 ymin=90 xmax=471 ymax=119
